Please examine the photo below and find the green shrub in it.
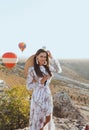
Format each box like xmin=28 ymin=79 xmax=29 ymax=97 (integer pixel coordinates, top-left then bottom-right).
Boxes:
xmin=0 ymin=85 xmax=31 ymax=130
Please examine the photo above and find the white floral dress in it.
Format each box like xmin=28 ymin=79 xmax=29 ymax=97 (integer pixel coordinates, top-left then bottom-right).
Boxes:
xmin=26 ymin=58 xmax=62 ymax=130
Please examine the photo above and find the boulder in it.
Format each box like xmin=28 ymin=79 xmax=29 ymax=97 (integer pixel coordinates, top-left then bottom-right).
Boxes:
xmin=53 ymin=91 xmax=84 ymax=122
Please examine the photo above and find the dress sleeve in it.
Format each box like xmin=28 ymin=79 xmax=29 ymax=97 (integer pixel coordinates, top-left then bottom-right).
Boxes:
xmin=26 ymin=67 xmax=38 ymax=90
xmin=26 ymin=67 xmax=44 ymax=90
xmin=49 ymin=58 xmax=62 ymax=73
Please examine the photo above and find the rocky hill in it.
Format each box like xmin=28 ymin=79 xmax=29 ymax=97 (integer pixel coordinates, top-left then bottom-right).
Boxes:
xmin=0 ymin=59 xmax=89 ymax=130
xmin=60 ymin=59 xmax=89 ymax=83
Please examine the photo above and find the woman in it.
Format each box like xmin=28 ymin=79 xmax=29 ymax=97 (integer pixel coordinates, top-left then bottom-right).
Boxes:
xmin=25 ymin=49 xmax=62 ymax=130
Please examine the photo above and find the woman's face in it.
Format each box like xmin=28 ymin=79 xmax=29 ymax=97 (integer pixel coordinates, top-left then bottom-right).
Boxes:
xmin=36 ymin=52 xmax=47 ymax=66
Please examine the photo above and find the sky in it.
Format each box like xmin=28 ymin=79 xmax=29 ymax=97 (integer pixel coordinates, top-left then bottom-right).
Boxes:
xmin=0 ymin=0 xmax=89 ymax=59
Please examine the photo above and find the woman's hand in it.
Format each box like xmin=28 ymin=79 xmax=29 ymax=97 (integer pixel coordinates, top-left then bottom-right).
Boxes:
xmin=47 ymin=50 xmax=53 ymax=59
xmin=32 ymin=78 xmax=37 ymax=83
xmin=40 ymin=74 xmax=50 ymax=84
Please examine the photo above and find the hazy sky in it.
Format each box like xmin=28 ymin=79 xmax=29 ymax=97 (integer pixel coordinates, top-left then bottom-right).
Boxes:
xmin=0 ymin=0 xmax=89 ymax=59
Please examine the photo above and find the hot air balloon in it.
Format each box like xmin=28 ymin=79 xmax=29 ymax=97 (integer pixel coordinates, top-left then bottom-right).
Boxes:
xmin=2 ymin=52 xmax=18 ymax=69
xmin=18 ymin=42 xmax=26 ymax=52
xmin=42 ymin=46 xmax=46 ymax=50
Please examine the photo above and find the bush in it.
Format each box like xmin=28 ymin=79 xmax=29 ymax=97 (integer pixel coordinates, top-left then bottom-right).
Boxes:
xmin=0 ymin=85 xmax=31 ymax=130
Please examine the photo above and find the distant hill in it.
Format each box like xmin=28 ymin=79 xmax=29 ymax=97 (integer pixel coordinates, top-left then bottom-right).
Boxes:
xmin=59 ymin=59 xmax=89 ymax=83
xmin=0 ymin=59 xmax=89 ymax=87
xmin=0 ymin=64 xmax=25 ymax=87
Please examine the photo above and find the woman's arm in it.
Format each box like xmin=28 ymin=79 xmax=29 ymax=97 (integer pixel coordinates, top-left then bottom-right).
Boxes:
xmin=26 ymin=67 xmax=49 ymax=89
xmin=49 ymin=58 xmax=62 ymax=73
xmin=26 ymin=67 xmax=38 ymax=90
xmin=47 ymin=50 xmax=62 ymax=73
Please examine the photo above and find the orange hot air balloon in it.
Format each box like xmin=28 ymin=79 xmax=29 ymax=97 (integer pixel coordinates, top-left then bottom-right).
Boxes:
xmin=18 ymin=42 xmax=26 ymax=52
xmin=2 ymin=52 xmax=18 ymax=69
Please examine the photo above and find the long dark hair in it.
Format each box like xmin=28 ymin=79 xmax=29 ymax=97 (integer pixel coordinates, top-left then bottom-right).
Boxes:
xmin=34 ymin=49 xmax=52 ymax=77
